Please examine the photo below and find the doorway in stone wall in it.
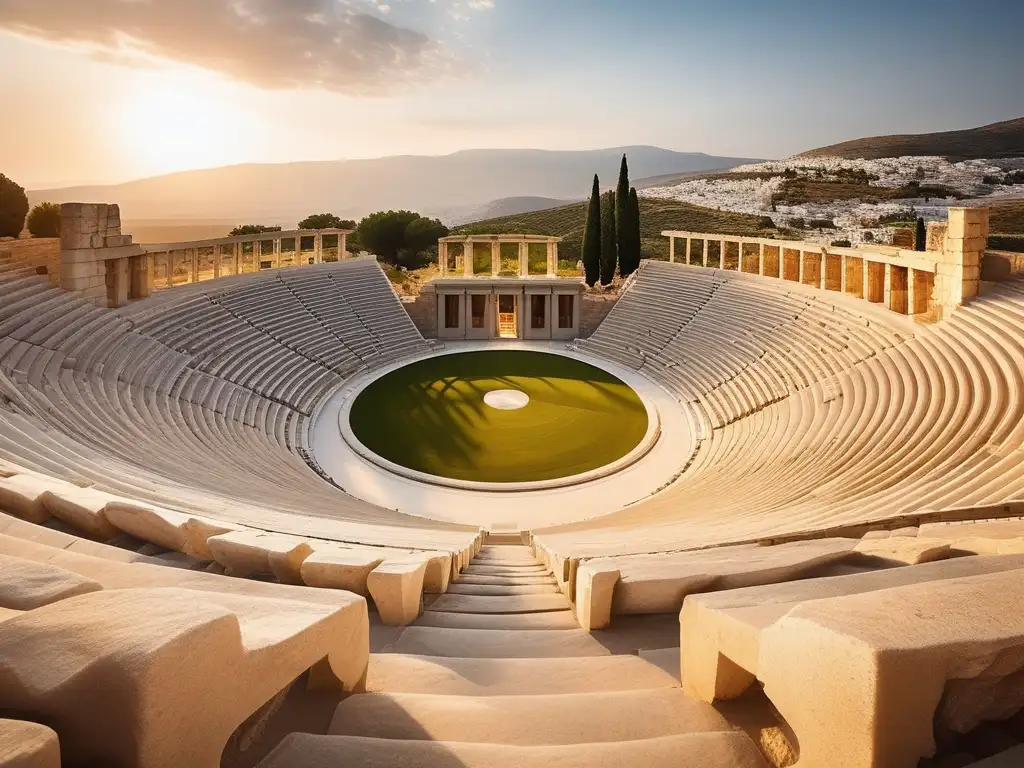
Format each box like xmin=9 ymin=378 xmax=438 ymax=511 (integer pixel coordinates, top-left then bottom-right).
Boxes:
xmin=496 ymin=294 xmax=518 ymax=338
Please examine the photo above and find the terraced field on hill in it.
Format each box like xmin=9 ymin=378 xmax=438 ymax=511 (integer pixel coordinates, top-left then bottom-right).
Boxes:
xmin=455 ymin=198 xmax=777 ymax=263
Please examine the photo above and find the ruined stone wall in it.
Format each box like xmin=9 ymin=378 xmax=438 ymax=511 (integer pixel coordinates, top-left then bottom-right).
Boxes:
xmin=579 ymin=292 xmax=620 ymax=338
xmin=60 ymin=203 xmax=147 ymax=307
xmin=403 ymin=288 xmax=437 ymax=338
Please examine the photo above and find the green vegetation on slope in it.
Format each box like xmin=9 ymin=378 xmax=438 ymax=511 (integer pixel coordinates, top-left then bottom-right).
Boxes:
xmin=796 ymin=117 xmax=1024 ymax=161
xmin=349 ymin=351 xmax=648 ymax=483
xmin=455 ymin=197 xmax=776 ymax=264
xmin=991 ymin=202 xmax=1024 ymax=234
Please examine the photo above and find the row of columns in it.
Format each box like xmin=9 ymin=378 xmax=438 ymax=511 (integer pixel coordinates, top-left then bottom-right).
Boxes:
xmin=438 ymin=239 xmax=558 ymax=278
xmin=155 ymin=233 xmax=348 ymax=288
xmin=668 ymin=235 xmax=933 ymax=317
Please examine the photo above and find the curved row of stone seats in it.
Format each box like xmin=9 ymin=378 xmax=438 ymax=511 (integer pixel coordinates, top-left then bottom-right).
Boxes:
xmin=678 ymin=554 xmax=1024 ymax=768
xmin=0 ymin=466 xmax=477 ymax=624
xmin=0 ymin=719 xmax=60 ymax=768
xmin=119 ymin=260 xmax=430 ymax=410
xmin=533 ymin=276 xmax=1024 ymax=616
xmin=574 ymin=537 xmax=865 ymax=631
xmin=0 ymin=546 xmax=367 ymax=768
xmin=578 ymin=261 xmax=909 ymax=428
xmin=0 ymin=260 xmax=483 ymax=623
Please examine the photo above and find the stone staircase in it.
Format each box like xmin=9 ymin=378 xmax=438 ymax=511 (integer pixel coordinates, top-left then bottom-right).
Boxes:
xmin=257 ymin=542 xmax=770 ymax=767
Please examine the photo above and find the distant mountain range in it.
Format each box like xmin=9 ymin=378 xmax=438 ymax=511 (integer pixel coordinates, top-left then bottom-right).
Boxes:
xmin=27 ymin=147 xmax=762 ymax=234
xmin=798 ymin=117 xmax=1024 ymax=161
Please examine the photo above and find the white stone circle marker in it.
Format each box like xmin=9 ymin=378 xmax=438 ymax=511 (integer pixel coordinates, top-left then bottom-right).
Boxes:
xmin=484 ymin=389 xmax=530 ymax=411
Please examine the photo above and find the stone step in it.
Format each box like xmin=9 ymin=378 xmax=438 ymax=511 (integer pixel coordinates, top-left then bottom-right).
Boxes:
xmin=446 ymin=583 xmax=561 ymax=596
xmin=456 ymin=573 xmax=559 ymax=586
xmin=473 ymin=554 xmax=541 ymax=566
xmin=414 ymin=610 xmax=580 ymax=631
xmin=367 ymin=654 xmax=681 ymax=696
xmin=485 ymin=534 xmax=525 ymax=546
xmin=329 ymin=689 xmax=735 ymax=745
xmin=478 ymin=545 xmax=533 ymax=556
xmin=427 ymin=593 xmax=571 ymax=614
xmin=258 ymin=732 xmax=769 ymax=768
xmin=395 ymin=626 xmax=610 ymax=658
xmin=463 ymin=564 xmax=549 ymax=576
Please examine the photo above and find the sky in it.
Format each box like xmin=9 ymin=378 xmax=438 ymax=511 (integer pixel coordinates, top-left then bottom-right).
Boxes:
xmin=0 ymin=0 xmax=1022 ymax=189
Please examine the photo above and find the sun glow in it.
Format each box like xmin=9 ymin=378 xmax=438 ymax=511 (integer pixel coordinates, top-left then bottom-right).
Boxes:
xmin=112 ymin=69 xmax=262 ymax=178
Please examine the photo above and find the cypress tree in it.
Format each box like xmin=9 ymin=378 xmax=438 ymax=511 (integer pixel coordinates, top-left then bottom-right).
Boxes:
xmin=915 ymin=216 xmax=927 ymax=252
xmin=600 ymin=191 xmax=617 ymax=286
xmin=582 ymin=175 xmax=602 ymax=286
xmin=622 ymin=186 xmax=642 ymax=276
xmin=615 ymin=155 xmax=632 ymax=273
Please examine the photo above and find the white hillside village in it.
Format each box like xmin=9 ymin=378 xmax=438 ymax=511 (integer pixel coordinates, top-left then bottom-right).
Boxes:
xmin=643 ymin=155 xmax=1024 ymax=244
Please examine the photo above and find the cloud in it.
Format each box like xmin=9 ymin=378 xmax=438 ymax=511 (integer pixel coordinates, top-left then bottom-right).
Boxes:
xmin=467 ymin=0 xmax=494 ymax=8
xmin=0 ymin=0 xmax=452 ymax=95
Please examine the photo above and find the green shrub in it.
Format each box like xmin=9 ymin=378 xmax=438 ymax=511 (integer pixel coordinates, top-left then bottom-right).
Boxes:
xmin=0 ymin=174 xmax=29 ymax=238
xmin=27 ymin=202 xmax=61 ymax=238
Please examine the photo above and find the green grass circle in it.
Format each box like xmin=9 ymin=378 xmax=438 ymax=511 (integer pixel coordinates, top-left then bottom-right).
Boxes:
xmin=349 ymin=350 xmax=649 ymax=483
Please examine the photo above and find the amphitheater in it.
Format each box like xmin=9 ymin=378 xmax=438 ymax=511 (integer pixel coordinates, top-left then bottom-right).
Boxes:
xmin=1 ymin=202 xmax=1024 ymax=768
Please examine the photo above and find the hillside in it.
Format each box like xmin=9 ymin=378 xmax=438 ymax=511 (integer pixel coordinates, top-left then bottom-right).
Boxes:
xmin=991 ymin=202 xmax=1024 ymax=234
xmin=444 ymin=196 xmax=576 ymax=226
xmin=455 ymin=198 xmax=776 ymax=263
xmin=797 ymin=117 xmax=1024 ymax=161
xmin=28 ymin=147 xmax=763 ymax=225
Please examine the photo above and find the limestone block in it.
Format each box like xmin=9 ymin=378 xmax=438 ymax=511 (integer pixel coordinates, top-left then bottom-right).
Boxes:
xmin=207 ymin=530 xmax=313 ymax=583
xmin=39 ymin=487 xmax=122 ymax=540
xmin=921 ymin=520 xmax=1024 ymax=540
xmin=583 ymin=538 xmax=858 ymax=620
xmin=575 ymin=563 xmax=620 ymax=631
xmin=421 ymin=551 xmax=453 ymax=594
xmin=367 ymin=558 xmax=427 ymax=626
xmin=0 ymin=719 xmax=61 ymax=768
xmin=854 ymin=537 xmax=951 ymax=564
xmin=757 ymin=570 xmax=1024 ymax=768
xmin=300 ymin=549 xmax=384 ymax=596
xmin=951 ymin=537 xmax=1024 ymax=556
xmin=102 ymin=502 xmax=235 ymax=559
xmin=0 ymin=587 xmax=367 ymax=768
xmin=0 ymin=553 xmax=102 ymax=610
xmin=679 ymin=553 xmax=1024 ymax=708
xmin=0 ymin=474 xmax=62 ymax=524
xmin=89 ymin=234 xmax=105 ymax=249
xmin=103 ymin=502 xmax=190 ymax=551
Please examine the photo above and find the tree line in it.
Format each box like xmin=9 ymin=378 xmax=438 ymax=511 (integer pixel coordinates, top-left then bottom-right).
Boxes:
xmin=229 ymin=211 xmax=450 ymax=269
xmin=0 ymin=169 xmax=449 ymax=270
xmin=582 ymin=155 xmax=642 ymax=286
xmin=0 ymin=174 xmax=60 ymax=238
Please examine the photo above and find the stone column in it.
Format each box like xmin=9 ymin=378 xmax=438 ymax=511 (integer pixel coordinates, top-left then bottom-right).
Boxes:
xmin=166 ymin=251 xmax=174 ymax=287
xmin=934 ymin=207 xmax=988 ymax=317
xmin=702 ymin=239 xmax=709 ymax=267
xmin=213 ymin=245 xmax=221 ymax=279
xmin=439 ymin=241 xmax=449 ymax=276
xmin=463 ymin=240 xmax=474 ymax=277
xmin=669 ymin=236 xmax=675 ymax=263
xmin=519 ymin=241 xmax=528 ymax=276
xmin=547 ymin=241 xmax=556 ymax=277
xmin=759 ymin=242 xmax=766 ymax=276
xmin=840 ymin=255 xmax=847 ymax=293
xmin=340 ymin=233 xmax=348 ymax=259
xmin=491 ymin=240 xmax=500 ymax=276
xmin=233 ymin=242 xmax=241 ymax=274
xmin=314 ymin=233 xmax=323 ymax=264
xmin=685 ymin=237 xmax=692 ymax=265
xmin=883 ymin=263 xmax=892 ymax=306
xmin=819 ymin=252 xmax=827 ymax=290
